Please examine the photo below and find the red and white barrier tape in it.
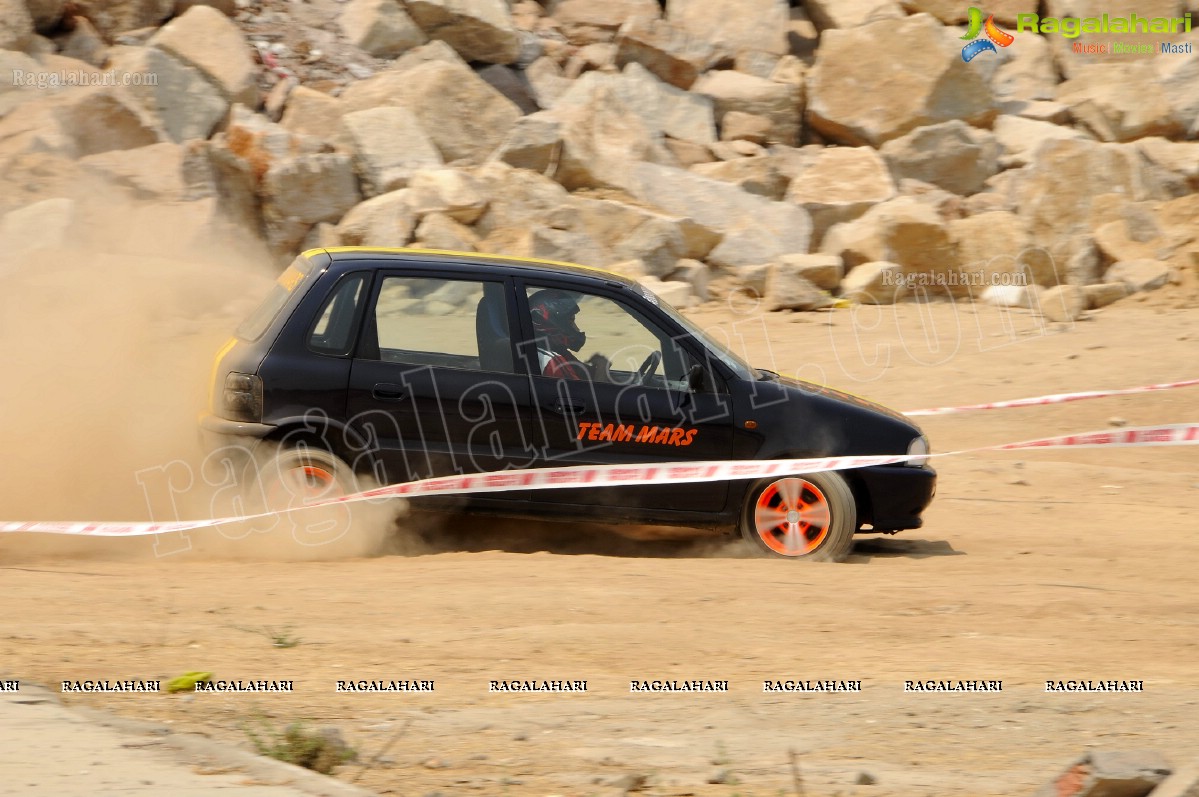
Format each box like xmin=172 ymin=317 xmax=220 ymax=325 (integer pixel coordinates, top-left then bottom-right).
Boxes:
xmin=2 ymin=423 xmax=1196 ymax=537
xmin=903 ymin=378 xmax=1199 ymax=417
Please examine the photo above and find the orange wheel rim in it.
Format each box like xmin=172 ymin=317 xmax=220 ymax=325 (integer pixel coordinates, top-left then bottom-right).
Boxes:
xmin=267 ymin=465 xmax=341 ymax=507
xmin=753 ymin=478 xmax=831 ymax=556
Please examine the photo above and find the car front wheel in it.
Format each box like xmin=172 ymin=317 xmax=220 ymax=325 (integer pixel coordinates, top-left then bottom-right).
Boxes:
xmin=739 ymin=471 xmax=856 ymax=562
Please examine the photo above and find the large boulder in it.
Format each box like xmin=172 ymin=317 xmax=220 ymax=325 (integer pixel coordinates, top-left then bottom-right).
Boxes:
xmin=1044 ymin=0 xmax=1184 ymax=78
xmin=1154 ymin=29 xmax=1199 ymax=136
xmin=613 ymin=16 xmax=717 ymax=90
xmin=607 ymin=63 xmax=716 ymax=146
xmin=992 ymin=115 xmax=1090 ymax=168
xmin=805 ymin=0 xmax=903 ymax=29
xmin=1056 ymin=63 xmax=1184 ymax=142
xmin=784 ymin=146 xmax=896 ymax=248
xmin=340 ymin=59 xmax=522 ymax=164
xmin=279 ymin=86 xmax=348 ymax=145
xmin=261 ymin=154 xmax=361 ymax=226
xmin=149 ymin=5 xmax=258 ymax=107
xmin=339 ymin=0 xmax=428 ymax=58
xmin=896 ymin=0 xmax=1037 ymax=24
xmin=988 ymin=29 xmax=1058 ymax=102
xmin=949 ymin=211 xmax=1062 ymax=288
xmin=406 ymin=168 xmax=488 ymax=223
xmin=623 ymin=161 xmax=812 ymax=269
xmin=53 ymin=88 xmax=163 ymax=156
xmin=763 ymin=265 xmax=833 ymax=311
xmin=666 ymin=0 xmax=790 ymax=57
xmin=807 ymin=13 xmax=996 ymax=146
xmin=107 ymin=46 xmax=228 ymax=143
xmin=26 ymin=0 xmax=68 ymax=33
xmin=548 ymin=0 xmax=662 ymax=46
xmin=337 ymin=189 xmax=417 ymax=246
xmin=79 ymin=142 xmax=195 ymax=201
xmin=0 ymin=0 xmax=33 ymax=51
xmin=342 ymin=106 xmax=443 ymax=196
xmin=691 ymin=70 xmax=802 ymax=147
xmin=491 ymin=113 xmax=562 ymax=172
xmin=569 ymin=196 xmax=720 ymax=261
xmin=541 ymin=74 xmax=676 ymax=191
xmin=879 ymin=121 xmax=999 ymax=196
xmin=405 ymin=0 xmax=522 ymax=64
xmin=690 ymin=156 xmax=788 ymax=200
xmin=819 ymin=196 xmax=958 ymax=289
xmin=471 ymin=161 xmax=572 ymax=237
xmin=71 ymin=0 xmax=173 ymax=40
xmin=1015 ymin=138 xmax=1171 ymax=267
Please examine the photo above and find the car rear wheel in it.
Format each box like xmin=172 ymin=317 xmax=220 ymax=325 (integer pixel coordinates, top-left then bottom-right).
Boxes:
xmin=253 ymin=447 xmax=359 ymax=546
xmin=739 ymin=472 xmax=856 ymax=562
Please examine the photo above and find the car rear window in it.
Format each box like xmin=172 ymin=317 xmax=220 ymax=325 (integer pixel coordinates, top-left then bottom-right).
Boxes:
xmin=236 ymin=255 xmax=318 ymax=342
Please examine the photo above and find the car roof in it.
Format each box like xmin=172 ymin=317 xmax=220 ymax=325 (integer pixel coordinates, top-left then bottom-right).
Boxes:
xmin=308 ymin=246 xmax=640 ymax=288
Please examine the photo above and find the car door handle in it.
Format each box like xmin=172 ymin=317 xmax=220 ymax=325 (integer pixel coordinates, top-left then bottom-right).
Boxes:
xmin=372 ymin=383 xmax=407 ymax=401
xmin=547 ymin=399 xmax=586 ymax=415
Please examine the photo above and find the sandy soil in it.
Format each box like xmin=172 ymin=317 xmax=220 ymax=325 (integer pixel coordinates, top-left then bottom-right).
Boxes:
xmin=1 ymin=292 xmax=1198 ymax=797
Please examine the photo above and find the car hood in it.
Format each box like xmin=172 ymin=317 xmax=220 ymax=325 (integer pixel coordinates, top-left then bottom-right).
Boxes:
xmin=768 ymin=372 xmax=916 ymax=427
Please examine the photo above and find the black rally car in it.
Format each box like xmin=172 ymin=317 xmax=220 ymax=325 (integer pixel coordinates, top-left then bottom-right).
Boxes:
xmin=202 ymin=247 xmax=935 ymax=561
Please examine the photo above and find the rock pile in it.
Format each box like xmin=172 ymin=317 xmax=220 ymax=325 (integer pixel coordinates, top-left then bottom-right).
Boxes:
xmin=1 ymin=0 xmax=1197 ymax=318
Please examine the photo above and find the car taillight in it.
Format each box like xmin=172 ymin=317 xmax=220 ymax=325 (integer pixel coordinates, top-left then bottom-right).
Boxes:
xmin=222 ymin=372 xmax=262 ymax=422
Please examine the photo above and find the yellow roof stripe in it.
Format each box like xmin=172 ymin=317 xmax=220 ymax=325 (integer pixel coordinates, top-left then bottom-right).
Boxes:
xmin=305 ymin=246 xmax=626 ymax=281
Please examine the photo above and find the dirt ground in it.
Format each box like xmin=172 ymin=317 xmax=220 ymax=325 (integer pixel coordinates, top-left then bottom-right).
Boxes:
xmin=2 ymin=290 xmax=1198 ymax=797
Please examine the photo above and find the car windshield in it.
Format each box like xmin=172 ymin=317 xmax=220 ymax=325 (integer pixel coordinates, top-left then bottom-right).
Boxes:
xmin=236 ymin=255 xmax=318 ymax=342
xmin=641 ymin=287 xmax=756 ymax=380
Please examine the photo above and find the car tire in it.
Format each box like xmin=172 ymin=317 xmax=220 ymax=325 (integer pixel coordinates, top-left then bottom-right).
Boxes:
xmin=739 ymin=471 xmax=856 ymax=562
xmin=257 ymin=446 xmax=357 ymax=506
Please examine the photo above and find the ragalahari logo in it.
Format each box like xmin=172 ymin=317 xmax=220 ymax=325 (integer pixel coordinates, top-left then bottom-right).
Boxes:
xmin=960 ymin=7 xmax=1015 ymax=61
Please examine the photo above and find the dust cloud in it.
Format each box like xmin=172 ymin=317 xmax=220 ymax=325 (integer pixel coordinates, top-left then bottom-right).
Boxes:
xmin=0 ymin=188 xmax=407 ymax=563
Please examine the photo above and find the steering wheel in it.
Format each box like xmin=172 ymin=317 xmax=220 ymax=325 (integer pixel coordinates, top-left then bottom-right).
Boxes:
xmin=635 ymin=351 xmax=662 ymax=386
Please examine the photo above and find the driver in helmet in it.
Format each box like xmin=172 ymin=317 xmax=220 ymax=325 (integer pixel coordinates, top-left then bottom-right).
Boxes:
xmin=529 ymin=289 xmax=611 ymax=381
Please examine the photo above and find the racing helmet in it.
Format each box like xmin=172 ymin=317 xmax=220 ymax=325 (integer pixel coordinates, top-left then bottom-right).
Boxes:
xmin=529 ymin=289 xmax=585 ymax=352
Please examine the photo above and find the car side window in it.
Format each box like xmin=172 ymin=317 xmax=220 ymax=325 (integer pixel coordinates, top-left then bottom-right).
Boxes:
xmin=308 ymin=273 xmax=367 ymax=356
xmin=523 ymin=284 xmax=703 ymax=390
xmin=364 ymin=276 xmax=513 ymax=373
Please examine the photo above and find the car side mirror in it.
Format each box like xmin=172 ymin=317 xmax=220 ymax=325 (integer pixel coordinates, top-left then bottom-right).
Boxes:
xmin=686 ymin=363 xmax=705 ymax=392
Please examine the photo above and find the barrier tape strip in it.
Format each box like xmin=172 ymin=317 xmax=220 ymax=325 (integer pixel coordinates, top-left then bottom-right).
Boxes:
xmin=904 ymin=378 xmax=1199 ymax=417
xmin=2 ymin=423 xmax=1197 ymax=537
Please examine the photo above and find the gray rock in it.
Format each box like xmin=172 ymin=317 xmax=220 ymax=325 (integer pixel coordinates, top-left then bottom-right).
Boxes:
xmin=337 ymin=189 xmax=417 ymax=246
xmin=1039 ymin=284 xmax=1086 ymax=322
xmin=108 ymin=46 xmax=228 ymax=143
xmin=807 ymin=13 xmax=996 ymax=146
xmin=666 ymin=0 xmax=789 ymax=57
xmin=613 ymin=15 xmax=716 ymax=90
xmin=342 ymin=106 xmax=443 ymax=196
xmin=1057 ymin=63 xmax=1183 ymax=142
xmin=840 ymin=261 xmax=906 ymax=304
xmin=341 ymin=59 xmax=522 ymax=165
xmin=476 ymin=65 xmax=538 ymax=115
xmin=149 ymin=4 xmax=258 ymax=106
xmin=58 ymin=16 xmax=108 ymax=68
xmin=691 ymin=69 xmax=802 ymax=147
xmin=612 ymin=216 xmax=686 ymax=277
xmin=406 ymin=168 xmax=487 ymax=223
xmin=776 ymin=253 xmax=843 ymax=291
xmin=549 ymin=0 xmax=662 ymax=46
xmin=1105 ymin=260 xmax=1172 ymax=293
xmin=262 ymin=152 xmax=361 ymax=227
xmin=880 ymin=120 xmax=999 ymax=197
xmin=623 ymin=162 xmax=811 ymax=270
xmin=764 ymin=265 xmax=833 ymax=311
xmin=1033 ymin=750 xmax=1170 ymax=797
xmin=405 ymin=0 xmax=522 ymax=64
xmin=339 ymin=0 xmax=427 ymax=59
xmin=414 ymin=212 xmax=479 ymax=251
xmin=785 ymin=146 xmax=895 ymax=249
xmin=1083 ymin=282 xmax=1129 ymax=309
xmin=73 ymin=0 xmax=174 ymax=40
xmin=54 ymin=88 xmax=163 ymax=156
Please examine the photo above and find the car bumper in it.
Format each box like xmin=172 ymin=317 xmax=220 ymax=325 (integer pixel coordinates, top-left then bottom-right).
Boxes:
xmin=198 ymin=413 xmax=275 ymax=450
xmin=854 ymin=464 xmax=936 ymax=532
